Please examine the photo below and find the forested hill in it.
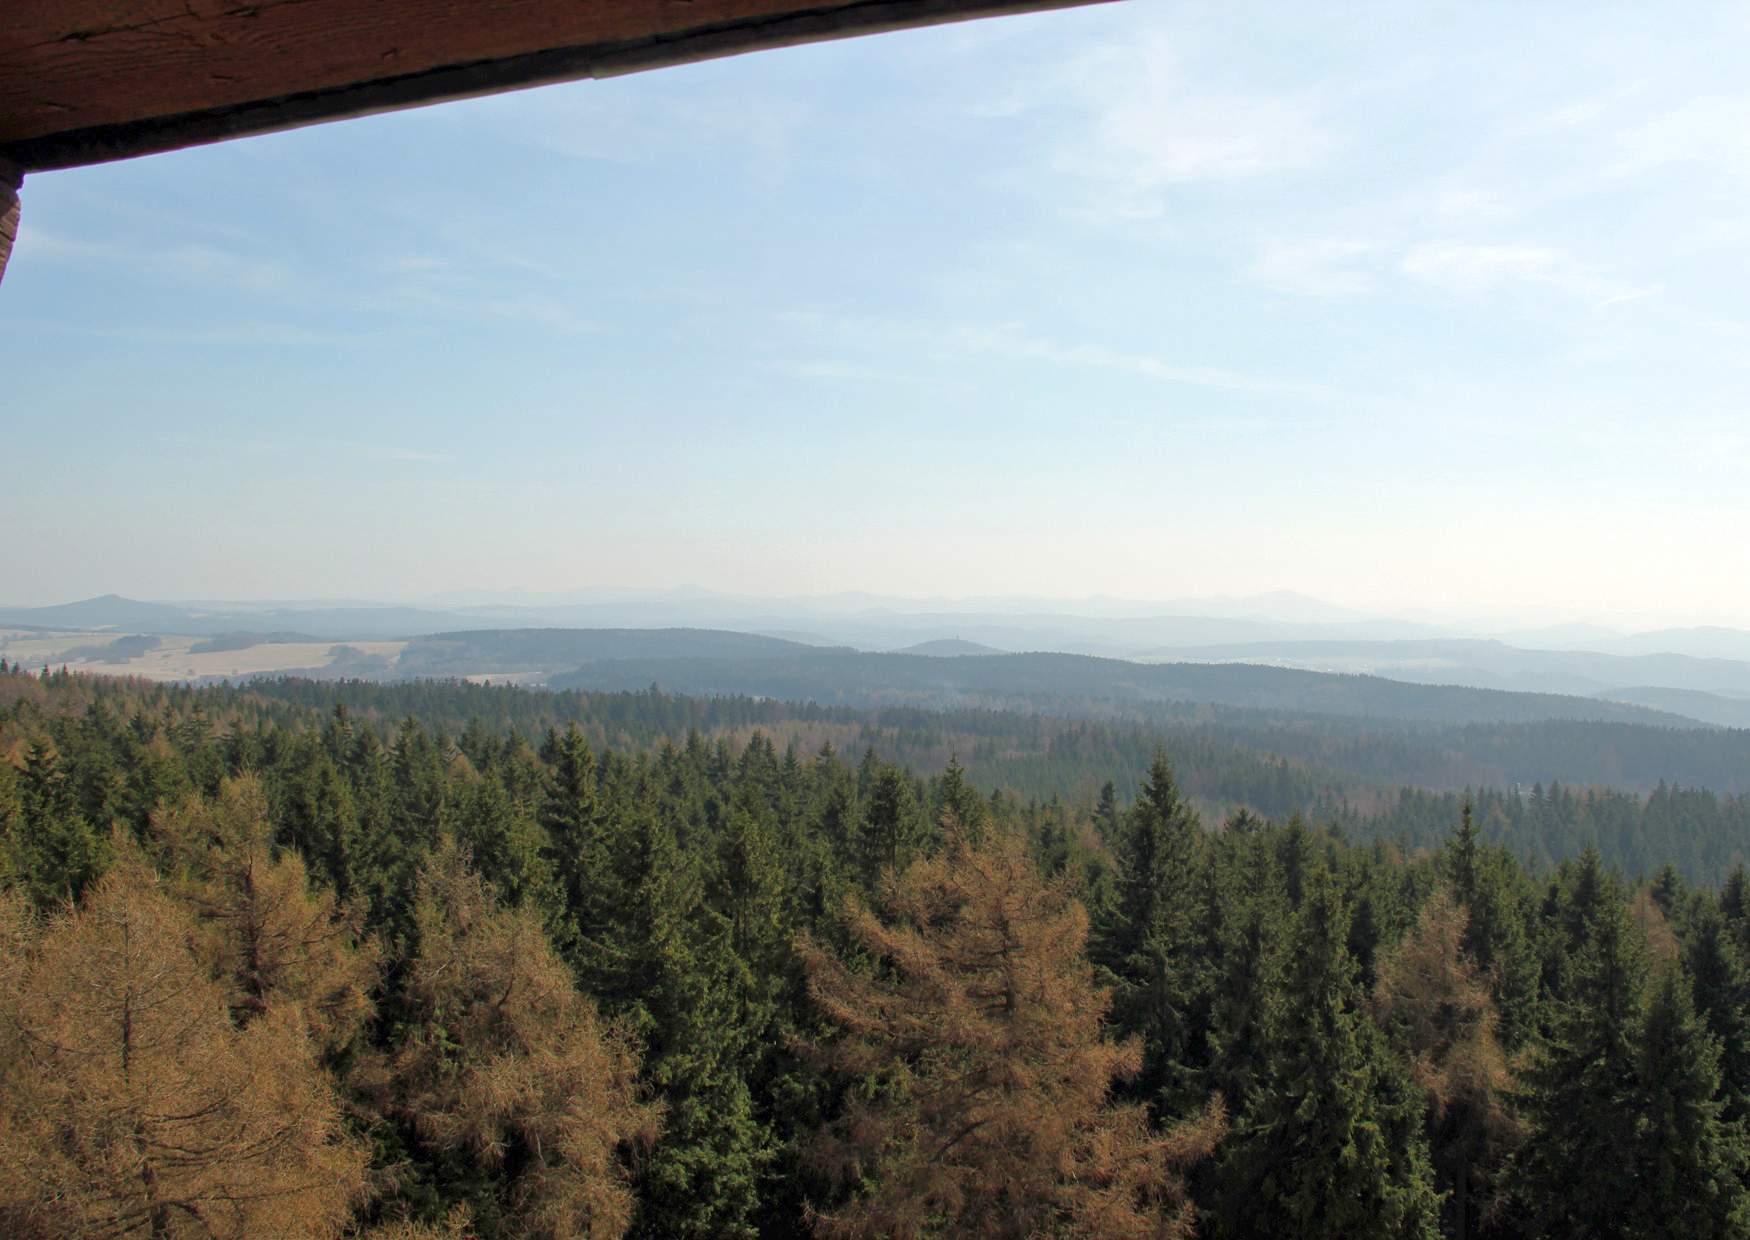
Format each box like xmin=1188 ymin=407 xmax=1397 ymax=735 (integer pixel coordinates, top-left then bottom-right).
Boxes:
xmin=223 ymin=672 xmax=1750 ymax=796
xmin=400 ymin=627 xmax=813 ymax=675
xmin=543 ymin=644 xmax=1699 ymax=726
xmin=7 ymin=660 xmax=1750 ymax=1238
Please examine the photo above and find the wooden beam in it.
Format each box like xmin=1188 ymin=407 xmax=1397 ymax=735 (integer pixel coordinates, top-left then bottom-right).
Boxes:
xmin=1 ymin=0 xmax=1108 ymax=173
xmin=0 ymin=156 xmax=20 ymax=287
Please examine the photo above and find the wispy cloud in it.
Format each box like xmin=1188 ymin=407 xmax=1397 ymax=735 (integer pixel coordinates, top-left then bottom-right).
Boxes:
xmin=1399 ymin=243 xmax=1568 ymax=293
xmin=1506 ymin=79 xmax=1651 ymax=139
xmin=772 ymin=308 xmax=1338 ymax=401
xmin=756 ymin=359 xmax=914 ymax=383
xmin=1047 ymin=33 xmax=1335 ymax=217
xmin=17 ymin=225 xmax=297 ymax=295
xmin=361 ymin=282 xmax=598 ymax=336
xmin=1614 ymin=93 xmax=1750 ymax=181
xmin=1398 ymin=242 xmax=1649 ymax=305
xmin=1594 ymin=289 xmax=1659 ymax=311
xmin=466 ymin=82 xmax=807 ymax=183
xmin=955 ymin=325 xmax=1336 ymax=400
xmin=1248 ymin=238 xmax=1645 ymax=305
xmin=1247 ymin=240 xmax=1382 ymax=297
xmin=22 ymin=320 xmax=356 ymax=348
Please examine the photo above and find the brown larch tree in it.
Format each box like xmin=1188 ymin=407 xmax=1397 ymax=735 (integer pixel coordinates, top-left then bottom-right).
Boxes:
xmin=0 ymin=856 xmax=368 ymax=1239
xmin=799 ymin=824 xmax=1225 ymax=1240
xmin=356 ymin=842 xmax=659 ymax=1240
xmin=1372 ymin=887 xmax=1521 ymax=1240
xmin=156 ymin=776 xmax=377 ymax=1053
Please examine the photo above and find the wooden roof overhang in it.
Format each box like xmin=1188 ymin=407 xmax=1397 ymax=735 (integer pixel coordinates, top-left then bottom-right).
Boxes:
xmin=0 ymin=0 xmax=1110 ymax=283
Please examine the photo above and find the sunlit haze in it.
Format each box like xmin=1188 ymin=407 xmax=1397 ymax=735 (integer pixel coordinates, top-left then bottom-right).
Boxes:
xmin=5 ymin=1 xmax=1749 ymax=628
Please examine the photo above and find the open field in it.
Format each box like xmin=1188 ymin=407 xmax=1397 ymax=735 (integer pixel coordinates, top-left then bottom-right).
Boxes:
xmin=0 ymin=630 xmax=406 ymax=682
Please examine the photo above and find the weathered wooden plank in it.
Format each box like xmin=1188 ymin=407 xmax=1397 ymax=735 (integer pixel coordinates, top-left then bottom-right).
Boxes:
xmin=1 ymin=0 xmax=1109 ymax=171
xmin=0 ymin=156 xmax=19 ymax=287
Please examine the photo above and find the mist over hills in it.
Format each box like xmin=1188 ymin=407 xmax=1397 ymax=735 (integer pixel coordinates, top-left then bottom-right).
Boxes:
xmin=7 ymin=593 xmax=1750 ymax=732
xmin=1142 ymin=638 xmax=1750 ymax=699
xmin=13 ymin=599 xmax=1750 ymax=796
xmin=0 ymin=595 xmax=484 ymax=640
xmin=1595 ymin=687 xmax=1750 ymax=730
xmin=538 ymin=643 xmax=1694 ymax=728
xmin=0 ymin=594 xmax=193 ymax=630
xmin=396 ymin=628 xmax=807 ymax=677
xmin=0 ymin=590 xmax=1439 ymax=648
xmin=894 ymin=639 xmax=1003 ymax=656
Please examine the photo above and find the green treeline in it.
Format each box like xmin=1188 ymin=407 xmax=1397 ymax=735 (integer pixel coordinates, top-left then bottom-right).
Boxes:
xmin=1330 ymin=782 xmax=1750 ymax=889
xmin=10 ymin=666 xmax=1750 ymax=882
xmin=5 ymin=663 xmax=1750 ymax=1236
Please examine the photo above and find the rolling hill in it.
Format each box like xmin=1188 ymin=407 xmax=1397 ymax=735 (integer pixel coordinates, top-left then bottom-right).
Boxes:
xmin=537 ymin=642 xmax=1705 ymax=728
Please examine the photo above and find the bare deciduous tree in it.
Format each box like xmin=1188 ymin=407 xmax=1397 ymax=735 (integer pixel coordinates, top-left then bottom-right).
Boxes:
xmin=800 ymin=824 xmax=1224 ymax=1240
xmin=0 ymin=856 xmax=368 ymax=1238
xmin=357 ymin=843 xmax=659 ymax=1240
xmin=156 ymin=776 xmax=377 ymax=1052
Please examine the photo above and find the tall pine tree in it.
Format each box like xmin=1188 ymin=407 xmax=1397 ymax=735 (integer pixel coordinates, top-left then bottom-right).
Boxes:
xmin=1095 ymin=752 xmax=1209 ymax=1117
xmin=1215 ymin=872 xmax=1440 ymax=1240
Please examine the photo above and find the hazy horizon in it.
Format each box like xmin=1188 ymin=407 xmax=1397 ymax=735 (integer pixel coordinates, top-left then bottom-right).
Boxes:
xmin=6 ymin=1 xmax=1749 ymax=626
xmin=6 ymin=582 xmax=1750 ymax=636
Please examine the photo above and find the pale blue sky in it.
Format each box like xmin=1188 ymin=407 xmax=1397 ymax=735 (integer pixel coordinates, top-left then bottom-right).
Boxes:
xmin=5 ymin=1 xmax=1750 ymax=625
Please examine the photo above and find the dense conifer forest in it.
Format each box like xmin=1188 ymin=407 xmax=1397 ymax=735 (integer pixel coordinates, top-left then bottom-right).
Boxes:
xmin=5 ymin=661 xmax=1750 ymax=1237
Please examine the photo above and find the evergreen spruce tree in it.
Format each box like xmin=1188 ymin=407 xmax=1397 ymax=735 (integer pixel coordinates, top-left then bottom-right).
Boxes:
xmin=1199 ymin=876 xmax=1286 ymax=1124
xmin=454 ymin=774 xmax=561 ymax=931
xmin=1442 ymin=805 xmax=1542 ymax=1051
xmin=855 ymin=762 xmax=925 ymax=891
xmin=7 ymin=739 xmax=107 ymax=909
xmin=936 ymin=754 xmax=987 ymax=844
xmin=1214 ymin=872 xmax=1440 ymax=1240
xmin=1650 ymin=863 xmax=1687 ymax=918
xmin=390 ymin=717 xmax=448 ymax=855
xmin=714 ymin=801 xmax=791 ymax=1039
xmin=1722 ymin=865 xmax=1750 ymax=945
xmin=1276 ymin=814 xmax=1312 ymax=909
xmin=117 ymin=721 xmax=192 ymax=835
xmin=1095 ymin=751 xmax=1208 ymax=1116
xmin=1032 ymin=795 xmax=1075 ymax=878
xmin=347 ymin=726 xmax=411 ymax=933
xmin=1094 ymin=780 xmax=1121 ymax=843
xmin=621 ymin=801 xmax=770 ymax=1239
xmin=540 ymin=723 xmax=616 ymax=971
xmin=278 ymin=753 xmax=362 ymax=905
xmin=1508 ymin=890 xmax=1647 ymax=1237
xmin=1626 ymin=967 xmax=1750 ymax=1237
xmin=1688 ymin=900 xmax=1750 ymax=1134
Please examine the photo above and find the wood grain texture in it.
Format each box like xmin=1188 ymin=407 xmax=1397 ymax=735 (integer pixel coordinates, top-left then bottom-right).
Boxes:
xmin=0 ymin=156 xmax=18 ymax=286
xmin=1 ymin=0 xmax=1108 ymax=170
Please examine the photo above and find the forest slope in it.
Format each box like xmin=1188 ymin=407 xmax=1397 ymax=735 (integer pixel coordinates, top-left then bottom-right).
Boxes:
xmin=544 ymin=645 xmax=1701 ymax=727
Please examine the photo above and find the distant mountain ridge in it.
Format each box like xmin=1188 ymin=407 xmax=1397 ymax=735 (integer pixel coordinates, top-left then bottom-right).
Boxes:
xmin=1595 ymin=687 xmax=1750 ymax=729
xmin=10 ymin=596 xmax=1750 ymax=711
xmin=396 ymin=628 xmax=816 ymax=678
xmin=537 ymin=643 xmax=1705 ymax=729
xmin=1141 ymin=638 xmax=1750 ymax=698
xmin=0 ymin=594 xmax=190 ymax=630
xmin=893 ymin=639 xmax=1002 ymax=656
xmin=0 ymin=596 xmax=493 ymax=640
